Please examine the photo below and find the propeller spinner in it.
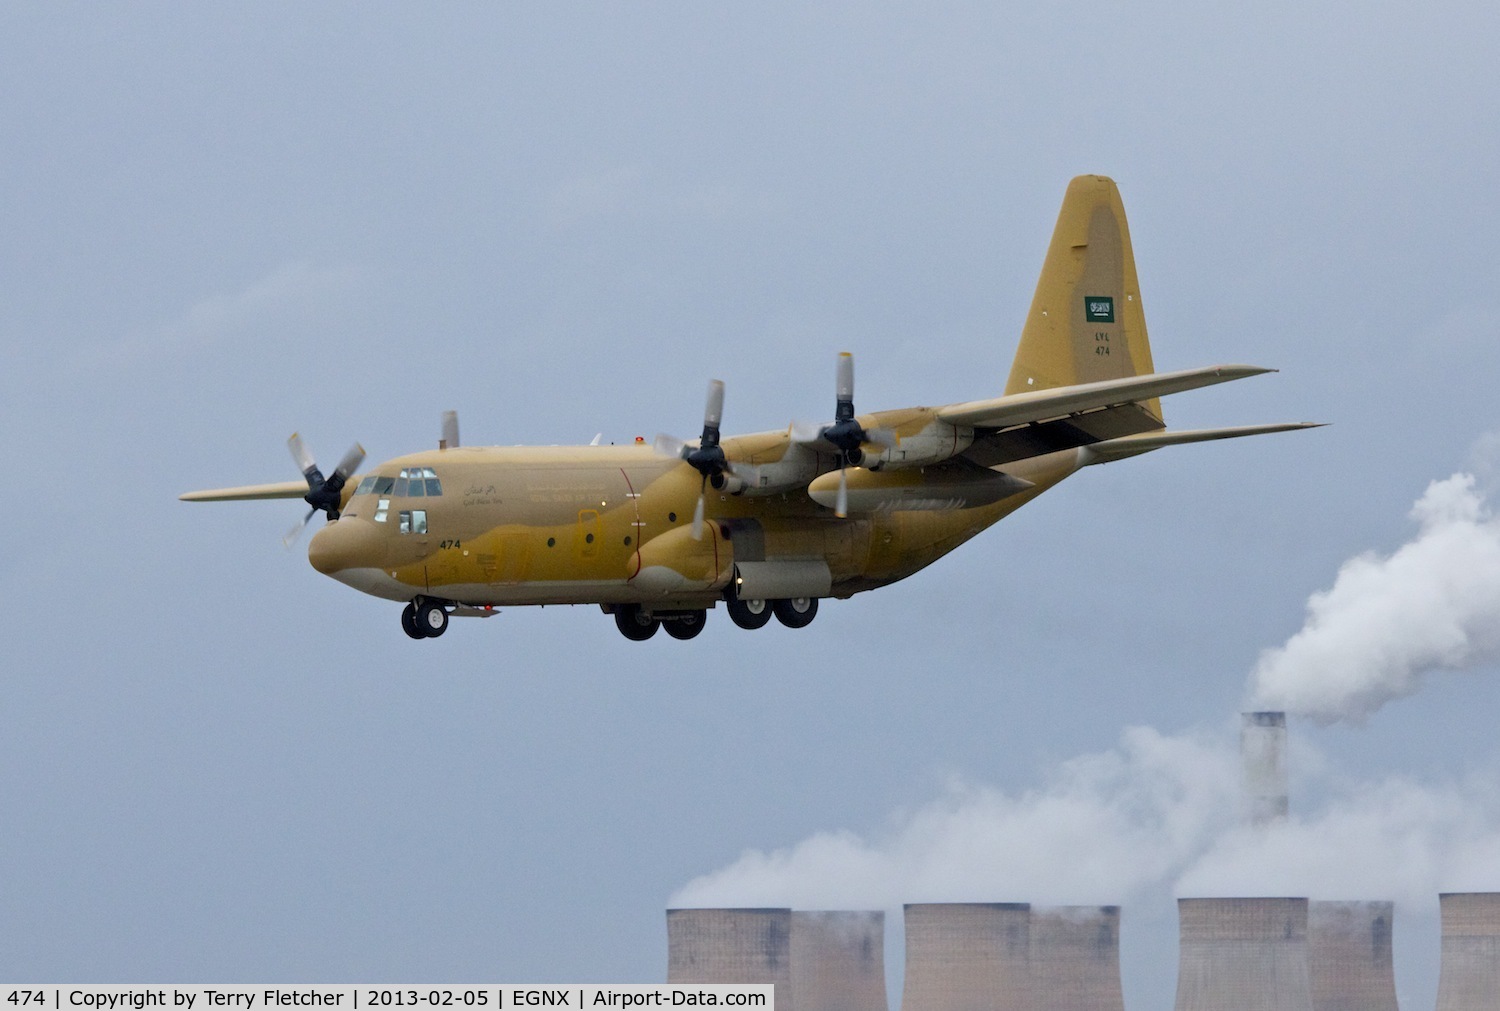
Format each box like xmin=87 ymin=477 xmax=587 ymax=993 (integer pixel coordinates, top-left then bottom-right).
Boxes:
xmin=283 ymin=433 xmax=365 ymax=547
xmin=794 ymin=353 xmax=896 ymax=517
xmin=654 ymin=380 xmax=755 ymax=539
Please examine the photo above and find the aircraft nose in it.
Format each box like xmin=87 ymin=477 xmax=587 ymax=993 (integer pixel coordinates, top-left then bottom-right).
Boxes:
xmin=307 ymin=518 xmax=382 ymax=575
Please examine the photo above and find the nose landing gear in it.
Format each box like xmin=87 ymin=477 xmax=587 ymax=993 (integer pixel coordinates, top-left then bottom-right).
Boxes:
xmin=402 ymin=598 xmax=450 ymax=639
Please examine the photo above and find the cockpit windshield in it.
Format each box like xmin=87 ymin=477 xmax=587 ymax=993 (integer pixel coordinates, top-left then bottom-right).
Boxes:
xmin=354 ymin=467 xmax=441 ymax=497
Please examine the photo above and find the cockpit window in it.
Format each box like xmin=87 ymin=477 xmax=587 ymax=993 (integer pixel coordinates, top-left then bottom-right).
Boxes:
xmin=352 ymin=470 xmax=439 ymax=498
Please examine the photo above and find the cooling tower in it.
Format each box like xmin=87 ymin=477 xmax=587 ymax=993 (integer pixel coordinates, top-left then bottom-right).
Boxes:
xmin=1242 ymin=711 xmax=1289 ymax=826
xmin=901 ymin=902 xmax=1033 ymax=1011
xmin=1029 ymin=906 xmax=1125 ymax=1011
xmin=790 ymin=910 xmax=888 ymax=1011
xmin=666 ymin=907 xmax=794 ymax=1011
xmin=1435 ymin=892 xmax=1500 ymax=1011
xmin=1306 ymin=900 xmax=1398 ymax=1011
xmin=1172 ymin=897 xmax=1314 ymax=1011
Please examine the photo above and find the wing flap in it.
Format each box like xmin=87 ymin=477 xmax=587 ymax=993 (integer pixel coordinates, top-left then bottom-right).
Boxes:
xmin=937 ymin=364 xmax=1273 ymax=429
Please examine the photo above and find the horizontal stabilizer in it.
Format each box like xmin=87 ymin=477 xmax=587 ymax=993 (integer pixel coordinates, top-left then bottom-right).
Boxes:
xmin=179 ymin=480 xmax=313 ymax=502
xmin=938 ymin=364 xmax=1273 ymax=429
xmin=1079 ymin=423 xmax=1325 ymax=465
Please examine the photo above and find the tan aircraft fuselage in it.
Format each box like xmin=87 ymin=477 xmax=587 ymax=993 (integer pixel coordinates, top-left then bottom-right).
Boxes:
xmin=310 ymin=437 xmax=1078 ymax=611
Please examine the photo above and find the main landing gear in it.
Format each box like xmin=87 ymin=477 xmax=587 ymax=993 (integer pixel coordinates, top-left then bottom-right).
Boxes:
xmin=402 ymin=598 xmax=449 ymax=639
xmin=613 ymin=605 xmax=709 ymax=641
xmin=609 ymin=595 xmax=819 ymax=640
xmin=727 ymin=590 xmax=818 ymax=630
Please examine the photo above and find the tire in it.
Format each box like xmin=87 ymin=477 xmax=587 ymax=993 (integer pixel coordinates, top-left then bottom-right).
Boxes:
xmin=773 ymin=596 xmax=819 ymax=629
xmin=415 ymin=600 xmax=448 ymax=638
xmin=614 ymin=605 xmax=660 ymax=641
xmin=726 ymin=594 xmax=772 ymax=630
xmin=401 ymin=602 xmax=426 ymax=639
xmin=664 ymin=610 xmax=707 ymax=640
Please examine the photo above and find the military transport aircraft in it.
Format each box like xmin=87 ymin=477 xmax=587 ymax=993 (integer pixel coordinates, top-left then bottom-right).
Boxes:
xmin=182 ymin=175 xmax=1319 ymax=641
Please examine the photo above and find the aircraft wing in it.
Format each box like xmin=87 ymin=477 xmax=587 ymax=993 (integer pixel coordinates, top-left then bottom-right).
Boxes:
xmin=179 ymin=481 xmax=310 ymax=502
xmin=937 ymin=364 xmax=1270 ymax=428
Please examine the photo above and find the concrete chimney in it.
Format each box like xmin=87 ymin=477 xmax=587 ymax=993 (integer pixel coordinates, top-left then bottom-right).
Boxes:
xmin=666 ymin=907 xmax=793 ymax=1011
xmin=790 ymin=910 xmax=888 ymax=1011
xmin=1173 ymin=897 xmax=1314 ymax=1011
xmin=1242 ymin=711 xmax=1289 ymax=826
xmin=1029 ymin=906 xmax=1125 ymax=1011
xmin=1306 ymin=900 xmax=1398 ymax=1011
xmin=901 ymin=902 xmax=1032 ymax=1011
xmin=1435 ymin=892 xmax=1500 ymax=1011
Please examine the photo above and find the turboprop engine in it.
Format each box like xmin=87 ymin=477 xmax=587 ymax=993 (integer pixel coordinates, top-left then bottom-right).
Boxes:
xmin=856 ymin=416 xmax=975 ymax=470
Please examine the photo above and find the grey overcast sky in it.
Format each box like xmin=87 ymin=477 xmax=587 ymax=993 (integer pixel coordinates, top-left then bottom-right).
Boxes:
xmin=4 ymin=2 xmax=1500 ymax=1007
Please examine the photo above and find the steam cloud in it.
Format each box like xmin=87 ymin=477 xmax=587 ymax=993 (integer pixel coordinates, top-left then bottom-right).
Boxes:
xmin=1251 ymin=472 xmax=1500 ymax=724
xmin=671 ymin=722 xmax=1500 ymax=912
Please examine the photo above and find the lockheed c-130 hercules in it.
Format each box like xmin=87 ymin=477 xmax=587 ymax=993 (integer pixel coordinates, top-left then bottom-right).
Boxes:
xmin=182 ymin=175 xmax=1319 ymax=641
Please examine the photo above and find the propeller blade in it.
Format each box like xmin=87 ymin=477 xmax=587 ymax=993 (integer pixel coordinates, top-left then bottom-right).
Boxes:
xmin=653 ymin=433 xmax=688 ymax=459
xmin=836 ymin=351 xmax=855 ymax=418
xmin=726 ymin=460 xmax=761 ymax=488
xmin=703 ymin=379 xmax=725 ymax=431
xmin=790 ymin=420 xmax=826 ymax=444
xmin=331 ymin=443 xmax=366 ymax=482
xmin=287 ymin=432 xmax=318 ymax=478
xmin=282 ymin=508 xmax=315 ymax=549
xmin=441 ymin=410 xmax=460 ymax=449
xmin=835 ymin=468 xmax=849 ymax=519
xmin=865 ymin=428 xmax=899 ymax=449
xmin=692 ymin=488 xmax=706 ymax=540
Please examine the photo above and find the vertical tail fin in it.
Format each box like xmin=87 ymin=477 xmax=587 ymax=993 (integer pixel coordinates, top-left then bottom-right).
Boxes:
xmin=1004 ymin=175 xmax=1162 ymax=423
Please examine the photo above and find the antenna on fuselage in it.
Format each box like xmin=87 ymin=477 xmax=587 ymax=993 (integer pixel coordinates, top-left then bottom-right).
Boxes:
xmin=440 ymin=410 xmax=459 ymax=450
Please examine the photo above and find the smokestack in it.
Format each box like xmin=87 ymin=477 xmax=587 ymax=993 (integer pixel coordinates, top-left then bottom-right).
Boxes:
xmin=1306 ymin=901 xmax=1398 ymax=1011
xmin=901 ymin=902 xmax=1032 ymax=1011
xmin=666 ymin=908 xmax=794 ymax=1011
xmin=1172 ymin=897 xmax=1314 ymax=1011
xmin=790 ymin=910 xmax=888 ymax=1011
xmin=1435 ymin=892 xmax=1500 ymax=1010
xmin=1241 ymin=711 xmax=1289 ymax=826
xmin=1029 ymin=906 xmax=1126 ymax=1011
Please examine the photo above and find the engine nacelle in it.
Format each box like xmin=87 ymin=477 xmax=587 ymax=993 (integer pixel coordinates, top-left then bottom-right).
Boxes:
xmin=861 ymin=420 xmax=974 ymax=470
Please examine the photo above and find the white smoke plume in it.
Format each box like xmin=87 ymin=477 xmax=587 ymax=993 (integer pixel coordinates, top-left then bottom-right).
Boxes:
xmin=674 ymin=726 xmax=1237 ymax=910
xmin=1250 ymin=472 xmax=1500 ymax=724
xmin=670 ymin=723 xmax=1500 ymax=913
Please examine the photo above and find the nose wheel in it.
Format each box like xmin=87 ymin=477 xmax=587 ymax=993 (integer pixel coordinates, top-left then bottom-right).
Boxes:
xmin=402 ymin=599 xmax=449 ymax=639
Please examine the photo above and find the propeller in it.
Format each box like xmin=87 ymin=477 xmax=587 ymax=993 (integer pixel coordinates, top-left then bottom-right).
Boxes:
xmin=794 ymin=353 xmax=897 ymax=518
xmin=282 ymin=433 xmax=365 ymax=548
xmin=654 ymin=379 xmax=756 ymax=539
